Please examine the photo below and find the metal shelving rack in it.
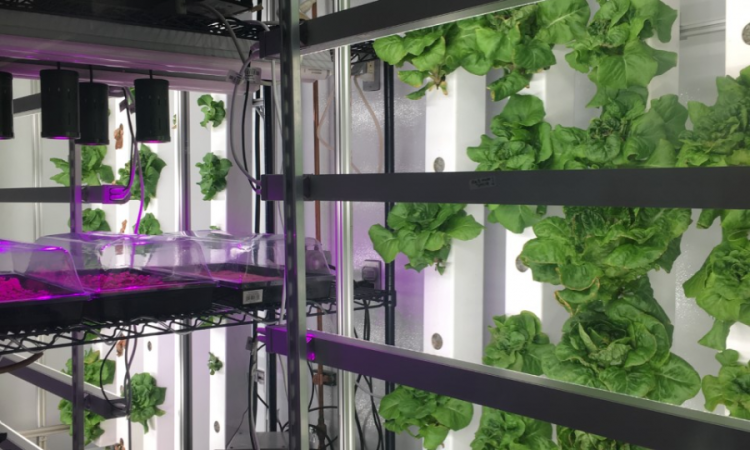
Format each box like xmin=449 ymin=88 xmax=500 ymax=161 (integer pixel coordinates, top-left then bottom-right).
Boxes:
xmin=0 ymin=285 xmax=395 ymax=357
xmin=258 ymin=0 xmax=750 ymax=450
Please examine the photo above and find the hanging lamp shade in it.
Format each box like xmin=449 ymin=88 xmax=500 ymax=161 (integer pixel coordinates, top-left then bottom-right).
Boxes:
xmin=0 ymin=72 xmax=13 ymax=140
xmin=134 ymin=78 xmax=170 ymax=143
xmin=40 ymin=69 xmax=80 ymax=140
xmin=76 ymin=82 xmax=109 ymax=145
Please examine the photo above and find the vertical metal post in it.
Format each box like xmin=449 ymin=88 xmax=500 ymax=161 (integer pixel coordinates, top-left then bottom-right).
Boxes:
xmin=383 ymin=63 xmax=397 ymax=450
xmin=176 ymin=91 xmax=193 ymax=450
xmin=333 ymin=0 xmax=355 ymax=448
xmin=68 ymin=141 xmax=84 ymax=450
xmin=263 ymin=84 xmax=278 ymax=432
xmin=278 ymin=0 xmax=309 ymax=448
xmin=263 ymin=86 xmax=276 ymax=235
xmin=177 ymin=91 xmax=191 ymax=232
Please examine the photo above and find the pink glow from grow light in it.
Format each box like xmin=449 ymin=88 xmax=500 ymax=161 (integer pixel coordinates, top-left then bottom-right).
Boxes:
xmin=143 ymin=140 xmax=162 ymax=143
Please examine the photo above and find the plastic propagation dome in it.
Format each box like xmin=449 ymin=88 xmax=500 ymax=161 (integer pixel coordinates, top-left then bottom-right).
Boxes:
xmin=172 ymin=232 xmax=334 ymax=307
xmin=34 ymin=233 xmax=216 ymax=320
xmin=0 ymin=239 xmax=88 ymax=331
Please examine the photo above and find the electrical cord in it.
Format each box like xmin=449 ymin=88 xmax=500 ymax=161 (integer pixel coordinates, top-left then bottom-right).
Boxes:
xmin=100 ymin=338 xmax=127 ymax=412
xmin=199 ymin=3 xmax=248 ymax=64
xmin=247 ymin=329 xmax=261 ymax=450
xmin=202 ymin=4 xmax=263 ymax=193
xmin=111 ymin=88 xmax=139 ymax=201
xmin=124 ymin=329 xmax=138 ymax=449
xmin=0 ymin=352 xmax=43 ymax=374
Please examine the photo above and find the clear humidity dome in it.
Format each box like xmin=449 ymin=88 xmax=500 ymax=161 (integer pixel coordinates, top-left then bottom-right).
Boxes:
xmin=0 ymin=240 xmax=88 ymax=331
xmin=34 ymin=233 xmax=215 ymax=321
xmin=175 ymin=232 xmax=334 ymax=307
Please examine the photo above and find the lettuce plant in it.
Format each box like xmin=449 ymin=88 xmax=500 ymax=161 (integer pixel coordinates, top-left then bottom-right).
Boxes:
xmin=471 ymin=408 xmax=556 ymax=450
xmin=59 ymin=350 xmax=115 ymax=445
xmin=542 ymin=278 xmax=700 ymax=405
xmin=379 ymin=386 xmax=473 ymax=450
xmin=373 ymin=0 xmax=590 ymax=100
xmin=51 ymin=145 xmax=115 ymax=187
xmin=134 ymin=213 xmax=162 ymax=236
xmin=472 ymin=311 xmax=556 ymax=450
xmin=468 ymin=94 xmax=552 ymax=233
xmin=683 ymin=236 xmax=750 ymax=351
xmin=208 ymin=352 xmax=223 ymax=375
xmin=702 ymin=350 xmax=750 ymax=420
xmin=197 ymin=94 xmax=226 ymax=128
xmin=75 ymin=208 xmax=111 ymax=232
xmin=483 ymin=311 xmax=554 ymax=376
xmin=369 ymin=203 xmax=483 ymax=274
xmin=557 ymin=427 xmax=646 ymax=450
xmin=116 ymin=144 xmax=166 ymax=210
xmin=678 ymin=67 xmax=750 ymax=168
xmin=196 ymin=152 xmax=233 ymax=200
xmin=129 ymin=372 xmax=167 ymax=433
xmin=565 ymin=0 xmax=678 ymax=106
xmin=519 ymin=207 xmax=691 ymax=311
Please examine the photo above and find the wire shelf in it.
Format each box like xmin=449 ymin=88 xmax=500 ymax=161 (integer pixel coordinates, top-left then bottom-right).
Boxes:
xmin=0 ymin=0 xmax=267 ymax=41
xmin=0 ymin=285 xmax=394 ymax=357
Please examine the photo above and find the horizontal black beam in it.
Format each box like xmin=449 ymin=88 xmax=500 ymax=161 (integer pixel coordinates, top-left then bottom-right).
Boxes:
xmin=0 ymin=186 xmax=129 ymax=204
xmin=261 ymin=168 xmax=750 ymax=210
xmin=0 ymin=355 xmax=127 ymax=420
xmin=12 ymin=94 xmax=40 ymax=117
xmin=260 ymin=0 xmax=537 ymax=58
xmin=261 ymin=327 xmax=750 ymax=450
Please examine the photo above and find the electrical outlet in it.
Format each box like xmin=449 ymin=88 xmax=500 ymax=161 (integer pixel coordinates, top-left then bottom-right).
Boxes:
xmin=313 ymin=370 xmax=338 ymax=387
xmin=363 ymin=60 xmax=382 ymax=92
xmin=361 ymin=259 xmax=382 ymax=289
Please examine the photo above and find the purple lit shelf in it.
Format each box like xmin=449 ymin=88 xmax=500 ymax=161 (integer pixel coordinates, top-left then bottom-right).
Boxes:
xmin=0 ymin=285 xmax=394 ymax=357
xmin=0 ymin=274 xmax=88 ymax=333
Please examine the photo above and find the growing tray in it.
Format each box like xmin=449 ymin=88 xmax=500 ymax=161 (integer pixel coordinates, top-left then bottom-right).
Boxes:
xmin=78 ymin=268 xmax=215 ymax=321
xmin=208 ymin=264 xmax=334 ymax=308
xmin=0 ymin=274 xmax=88 ymax=333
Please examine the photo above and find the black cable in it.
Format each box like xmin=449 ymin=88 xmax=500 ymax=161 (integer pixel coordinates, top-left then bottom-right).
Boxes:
xmin=227 ymin=407 xmax=250 ymax=448
xmin=125 ymin=329 xmax=138 ymax=449
xmin=99 ymin=338 xmax=126 ymax=411
xmin=253 ymin=83 xmax=262 ymax=234
xmin=242 ymin=80 xmax=251 ymax=174
xmin=247 ymin=328 xmax=259 ymax=450
xmin=307 ymin=361 xmax=316 ymax=413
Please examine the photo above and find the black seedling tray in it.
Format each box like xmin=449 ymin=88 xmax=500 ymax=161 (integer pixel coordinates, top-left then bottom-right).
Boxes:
xmin=79 ymin=268 xmax=215 ymax=322
xmin=208 ymin=263 xmax=334 ymax=308
xmin=0 ymin=274 xmax=88 ymax=333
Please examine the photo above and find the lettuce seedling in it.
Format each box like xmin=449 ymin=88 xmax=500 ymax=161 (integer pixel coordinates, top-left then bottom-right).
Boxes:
xmin=129 ymin=373 xmax=167 ymax=433
xmin=198 ymin=94 xmax=227 ymax=128
xmin=51 ymin=145 xmax=115 ymax=187
xmin=116 ymin=144 xmax=166 ymax=210
xmin=196 ymin=152 xmax=233 ymax=200
xmin=369 ymin=203 xmax=483 ymax=274
xmin=379 ymin=386 xmax=473 ymax=450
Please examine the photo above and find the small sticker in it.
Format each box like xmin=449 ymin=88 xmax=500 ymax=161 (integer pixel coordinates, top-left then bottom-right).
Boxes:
xmin=243 ymin=290 xmax=263 ymax=305
xmin=470 ymin=176 xmax=496 ymax=189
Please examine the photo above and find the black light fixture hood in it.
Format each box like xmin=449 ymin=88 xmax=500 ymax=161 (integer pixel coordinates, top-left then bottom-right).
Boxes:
xmin=40 ymin=68 xmax=80 ymax=140
xmin=77 ymin=81 xmax=110 ymax=145
xmin=134 ymin=77 xmax=170 ymax=143
xmin=0 ymin=72 xmax=13 ymax=140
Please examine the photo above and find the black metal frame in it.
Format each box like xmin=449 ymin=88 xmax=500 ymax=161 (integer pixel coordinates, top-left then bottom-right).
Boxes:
xmin=260 ymin=168 xmax=750 ymax=209
xmin=0 ymin=0 xmax=268 ymax=41
xmin=0 ymin=287 xmax=394 ymax=358
xmin=262 ymin=328 xmax=750 ymax=450
xmin=0 ymin=354 xmax=127 ymax=419
xmin=261 ymin=0 xmax=542 ymax=58
xmin=264 ymin=0 xmax=750 ymax=448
